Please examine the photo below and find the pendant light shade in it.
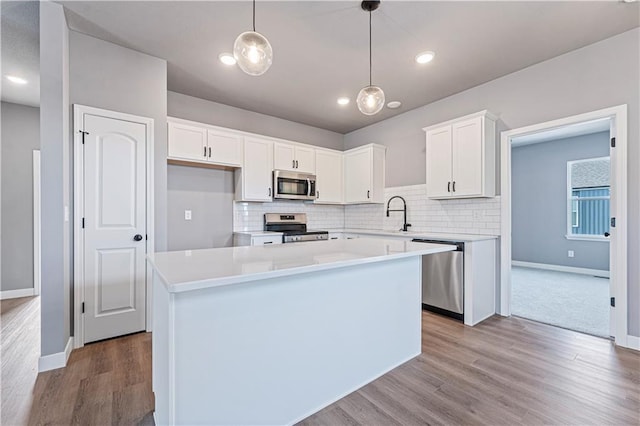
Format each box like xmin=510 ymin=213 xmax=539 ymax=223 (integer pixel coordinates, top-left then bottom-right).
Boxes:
xmin=233 ymin=31 xmax=273 ymax=76
xmin=357 ymin=85 xmax=385 ymax=115
xmin=357 ymin=1 xmax=384 ymax=116
xmin=233 ymin=0 xmax=273 ymax=76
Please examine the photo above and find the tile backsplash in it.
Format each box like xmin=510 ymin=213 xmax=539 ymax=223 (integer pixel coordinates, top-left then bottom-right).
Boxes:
xmin=234 ymin=184 xmax=500 ymax=235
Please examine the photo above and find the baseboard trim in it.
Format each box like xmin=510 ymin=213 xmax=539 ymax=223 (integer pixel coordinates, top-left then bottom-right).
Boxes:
xmin=0 ymin=288 xmax=35 ymax=300
xmin=38 ymin=337 xmax=74 ymax=372
xmin=624 ymin=335 xmax=640 ymax=351
xmin=511 ymin=261 xmax=609 ymax=278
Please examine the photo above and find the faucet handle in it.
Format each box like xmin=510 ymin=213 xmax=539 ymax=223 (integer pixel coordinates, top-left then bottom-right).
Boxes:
xmin=401 ymin=224 xmax=412 ymax=232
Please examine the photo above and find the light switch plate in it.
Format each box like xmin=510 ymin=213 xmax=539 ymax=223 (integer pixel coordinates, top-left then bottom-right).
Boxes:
xmin=185 ymin=210 xmax=192 ymax=220
xmin=568 ymin=250 xmax=575 ymax=258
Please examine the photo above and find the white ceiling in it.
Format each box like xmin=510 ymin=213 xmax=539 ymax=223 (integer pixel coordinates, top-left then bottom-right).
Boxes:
xmin=5 ymin=1 xmax=640 ymax=133
xmin=1 ymin=1 xmax=40 ymax=107
xmin=511 ymin=118 xmax=611 ymax=147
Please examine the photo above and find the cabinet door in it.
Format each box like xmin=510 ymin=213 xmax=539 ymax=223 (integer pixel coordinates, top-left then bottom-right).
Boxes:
xmin=294 ymin=146 xmax=316 ymax=174
xmin=243 ymin=137 xmax=274 ymax=201
xmin=315 ymin=150 xmax=343 ymax=204
xmin=344 ymin=149 xmax=371 ymax=203
xmin=207 ymin=129 xmax=243 ymax=166
xmin=452 ymin=117 xmax=483 ymax=197
xmin=273 ymin=142 xmax=296 ymax=171
xmin=426 ymin=126 xmax=453 ymax=198
xmin=168 ymin=122 xmax=207 ymax=161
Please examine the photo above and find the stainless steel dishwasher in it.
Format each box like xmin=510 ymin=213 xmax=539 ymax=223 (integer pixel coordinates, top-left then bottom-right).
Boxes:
xmin=411 ymin=239 xmax=464 ymax=321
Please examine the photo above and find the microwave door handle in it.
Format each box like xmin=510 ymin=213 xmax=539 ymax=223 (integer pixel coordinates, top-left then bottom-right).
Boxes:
xmin=307 ymin=178 xmax=313 ymax=197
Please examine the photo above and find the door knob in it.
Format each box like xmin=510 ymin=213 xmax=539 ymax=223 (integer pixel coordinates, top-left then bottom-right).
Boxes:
xmin=133 ymin=234 xmax=143 ymax=241
xmin=604 ymin=232 xmax=610 ymax=237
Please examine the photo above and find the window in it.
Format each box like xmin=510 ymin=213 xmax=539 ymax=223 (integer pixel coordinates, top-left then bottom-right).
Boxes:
xmin=567 ymin=157 xmax=610 ymax=240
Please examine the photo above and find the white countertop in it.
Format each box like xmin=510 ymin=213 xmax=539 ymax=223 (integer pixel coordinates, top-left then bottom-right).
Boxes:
xmin=233 ymin=230 xmax=283 ymax=237
xmin=148 ymin=238 xmax=456 ymax=293
xmin=333 ymin=228 xmax=498 ymax=242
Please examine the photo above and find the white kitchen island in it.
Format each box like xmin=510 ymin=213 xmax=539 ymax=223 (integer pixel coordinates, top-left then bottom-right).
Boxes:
xmin=147 ymin=238 xmax=455 ymax=426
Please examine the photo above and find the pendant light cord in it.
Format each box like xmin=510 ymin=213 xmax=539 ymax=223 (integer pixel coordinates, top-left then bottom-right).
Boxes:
xmin=253 ymin=0 xmax=256 ymax=31
xmin=369 ymin=10 xmax=372 ymax=86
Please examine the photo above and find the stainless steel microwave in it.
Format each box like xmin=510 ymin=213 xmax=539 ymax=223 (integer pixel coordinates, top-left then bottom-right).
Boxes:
xmin=273 ymin=170 xmax=317 ymax=201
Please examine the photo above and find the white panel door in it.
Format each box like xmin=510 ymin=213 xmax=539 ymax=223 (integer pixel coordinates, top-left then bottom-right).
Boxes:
xmin=243 ymin=137 xmax=274 ymax=201
xmin=452 ymin=117 xmax=483 ymax=196
xmin=168 ymin=122 xmax=207 ymax=161
xmin=315 ymin=150 xmax=343 ymax=204
xmin=207 ymin=129 xmax=243 ymax=166
xmin=273 ymin=142 xmax=296 ymax=171
xmin=294 ymin=146 xmax=316 ymax=174
xmin=83 ymin=114 xmax=147 ymax=343
xmin=344 ymin=149 xmax=371 ymax=203
xmin=426 ymin=126 xmax=453 ymax=198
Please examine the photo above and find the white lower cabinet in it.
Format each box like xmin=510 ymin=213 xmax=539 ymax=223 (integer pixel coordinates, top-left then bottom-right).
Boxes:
xmin=344 ymin=144 xmax=386 ymax=204
xmin=235 ymin=137 xmax=274 ymax=202
xmin=234 ymin=233 xmax=283 ymax=246
xmin=315 ymin=149 xmax=343 ymax=204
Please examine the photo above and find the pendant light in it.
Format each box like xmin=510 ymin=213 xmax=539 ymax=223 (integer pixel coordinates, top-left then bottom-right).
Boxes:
xmin=233 ymin=0 xmax=273 ymax=76
xmin=356 ymin=1 xmax=385 ymax=116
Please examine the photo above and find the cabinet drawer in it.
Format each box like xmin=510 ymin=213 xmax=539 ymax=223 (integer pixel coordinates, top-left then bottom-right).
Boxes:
xmin=251 ymin=235 xmax=283 ymax=246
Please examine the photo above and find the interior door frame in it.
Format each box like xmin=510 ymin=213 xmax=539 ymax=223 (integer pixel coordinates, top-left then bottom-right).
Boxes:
xmin=499 ymin=104 xmax=628 ymax=348
xmin=73 ymin=104 xmax=155 ymax=349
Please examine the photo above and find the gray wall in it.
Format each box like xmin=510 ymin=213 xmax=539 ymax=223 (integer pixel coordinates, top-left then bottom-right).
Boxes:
xmin=40 ymin=1 xmax=71 ymax=356
xmin=168 ymin=91 xmax=343 ymax=151
xmin=69 ymin=31 xmax=168 ymax=252
xmin=512 ymin=132 xmax=610 ymax=270
xmin=1 ymin=102 xmax=40 ymax=291
xmin=167 ymin=165 xmax=234 ymax=251
xmin=344 ymin=28 xmax=640 ymax=337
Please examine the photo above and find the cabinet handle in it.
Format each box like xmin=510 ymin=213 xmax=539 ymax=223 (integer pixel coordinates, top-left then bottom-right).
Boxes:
xmin=292 ymin=159 xmax=295 ymax=168
xmin=296 ymin=160 xmax=299 ymax=168
xmin=203 ymin=146 xmax=207 ymax=157
xmin=367 ymin=190 xmax=370 ymax=199
xmin=263 ymin=241 xmax=273 ymax=245
xmin=268 ymin=188 xmax=272 ymax=197
xmin=452 ymin=181 xmax=456 ymax=192
xmin=317 ymin=191 xmax=319 ymax=198
xmin=448 ymin=182 xmax=451 ymax=192
xmin=208 ymin=147 xmax=211 ymax=158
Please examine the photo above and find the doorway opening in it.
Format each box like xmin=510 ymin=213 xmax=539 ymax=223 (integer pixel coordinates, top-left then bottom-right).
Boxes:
xmin=500 ymin=105 xmax=629 ymax=347
xmin=510 ymin=121 xmax=611 ymax=338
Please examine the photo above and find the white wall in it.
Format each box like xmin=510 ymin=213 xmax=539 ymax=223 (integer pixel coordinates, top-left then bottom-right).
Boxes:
xmin=39 ymin=1 xmax=70 ymax=356
xmin=344 ymin=28 xmax=640 ymax=337
xmin=1 ymin=102 xmax=39 ymax=292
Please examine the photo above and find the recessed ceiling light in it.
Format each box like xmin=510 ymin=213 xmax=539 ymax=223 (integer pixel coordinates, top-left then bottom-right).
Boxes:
xmin=6 ymin=75 xmax=27 ymax=85
xmin=218 ymin=53 xmax=237 ymax=66
xmin=415 ymin=51 xmax=435 ymax=64
xmin=337 ymin=97 xmax=350 ymax=106
xmin=387 ymin=101 xmax=402 ymax=109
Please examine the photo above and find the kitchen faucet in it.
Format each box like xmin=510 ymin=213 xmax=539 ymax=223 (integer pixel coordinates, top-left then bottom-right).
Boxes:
xmin=386 ymin=196 xmax=411 ymax=232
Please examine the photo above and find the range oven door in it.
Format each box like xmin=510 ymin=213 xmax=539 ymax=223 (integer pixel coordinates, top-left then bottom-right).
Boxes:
xmin=273 ymin=170 xmax=316 ymax=201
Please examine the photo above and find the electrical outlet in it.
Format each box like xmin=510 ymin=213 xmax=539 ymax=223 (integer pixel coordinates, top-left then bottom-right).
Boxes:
xmin=568 ymin=250 xmax=575 ymax=258
xmin=184 ymin=210 xmax=192 ymax=221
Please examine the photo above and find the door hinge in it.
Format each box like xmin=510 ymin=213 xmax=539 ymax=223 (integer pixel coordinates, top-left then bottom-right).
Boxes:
xmin=610 ymin=297 xmax=615 ymax=307
xmin=82 ymin=218 xmax=85 ymax=229
xmin=79 ymin=130 xmax=89 ymax=144
xmin=82 ymin=302 xmax=85 ymax=313
xmin=611 ymin=137 xmax=616 ymax=148
xmin=610 ymin=217 xmax=616 ymax=228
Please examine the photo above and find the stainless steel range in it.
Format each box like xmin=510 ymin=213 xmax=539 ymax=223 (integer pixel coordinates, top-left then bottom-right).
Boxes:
xmin=264 ymin=213 xmax=328 ymax=243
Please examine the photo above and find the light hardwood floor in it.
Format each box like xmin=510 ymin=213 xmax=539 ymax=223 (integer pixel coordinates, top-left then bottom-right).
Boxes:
xmin=3 ymin=298 xmax=639 ymax=425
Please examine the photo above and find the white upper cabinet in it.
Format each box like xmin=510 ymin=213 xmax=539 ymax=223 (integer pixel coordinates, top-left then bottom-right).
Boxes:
xmin=274 ymin=142 xmax=315 ymax=174
xmin=423 ymin=111 xmax=496 ymax=199
xmin=344 ymin=144 xmax=386 ymax=204
xmin=167 ymin=121 xmax=207 ymax=162
xmin=168 ymin=118 xmax=242 ymax=167
xmin=235 ymin=136 xmax=274 ymax=202
xmin=314 ymin=149 xmax=343 ymax=204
